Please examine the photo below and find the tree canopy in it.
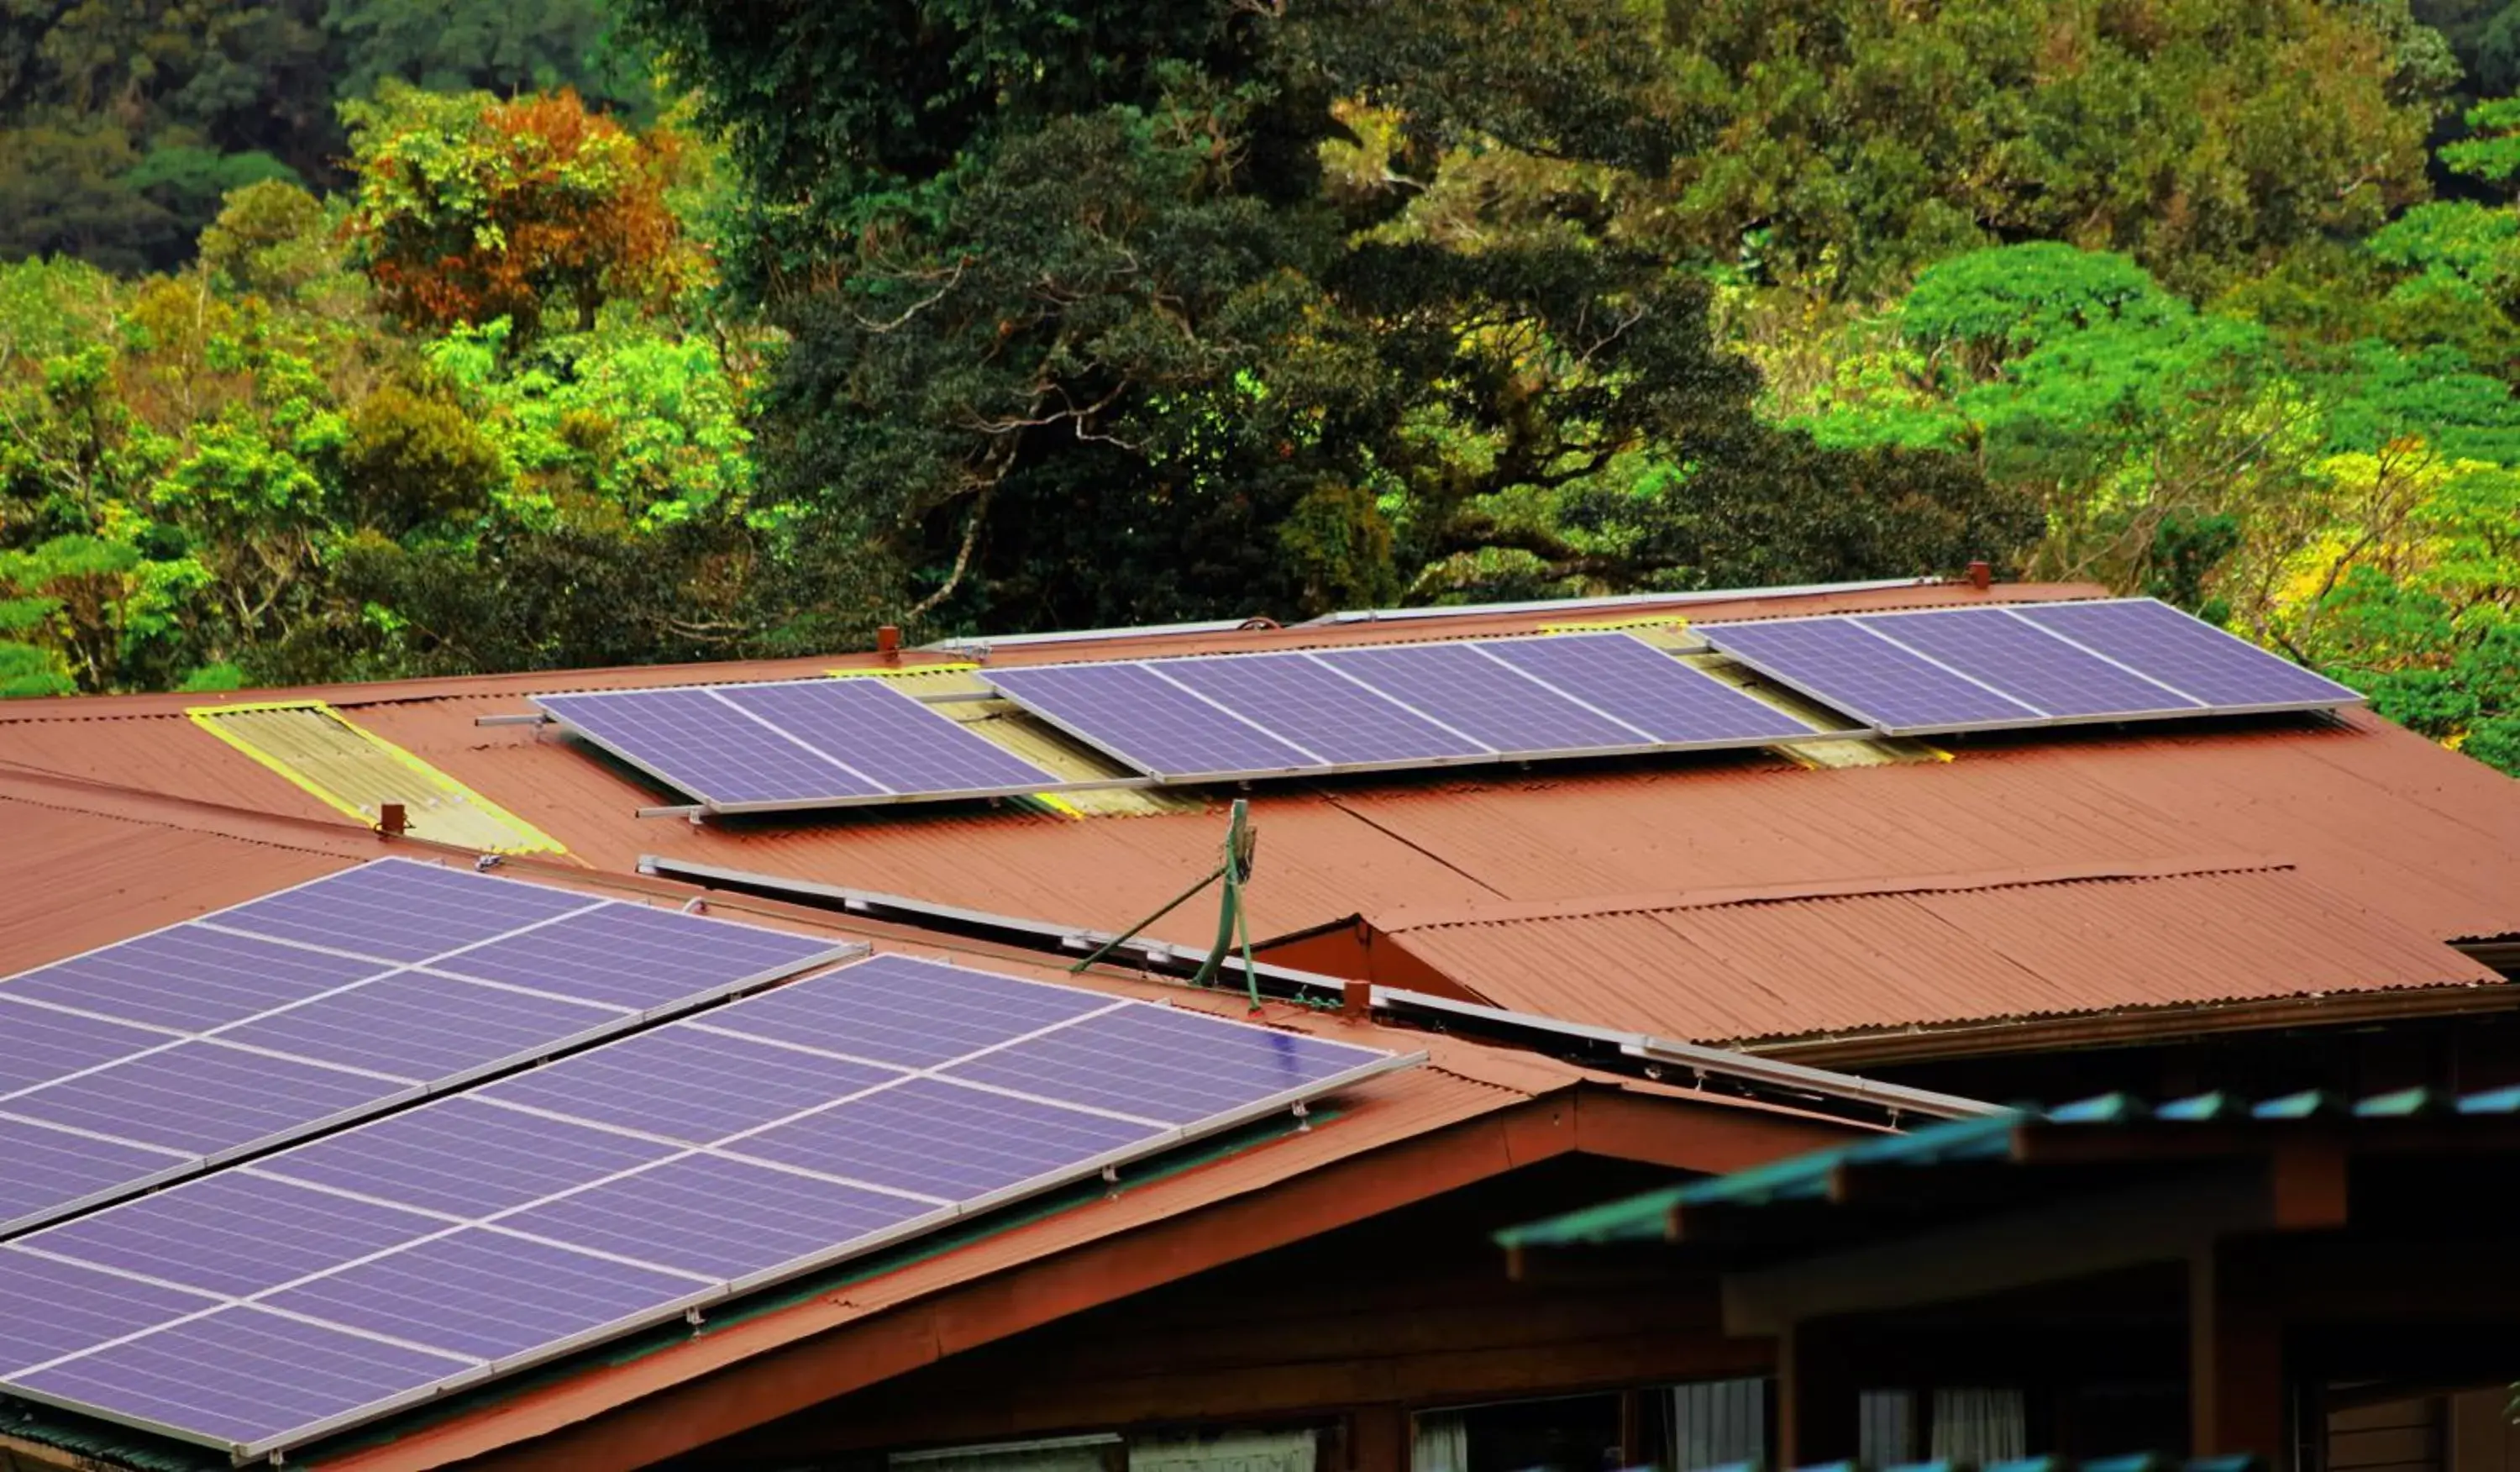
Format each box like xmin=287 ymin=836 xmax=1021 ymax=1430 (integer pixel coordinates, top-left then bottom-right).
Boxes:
xmin=0 ymin=0 xmax=2510 ymax=775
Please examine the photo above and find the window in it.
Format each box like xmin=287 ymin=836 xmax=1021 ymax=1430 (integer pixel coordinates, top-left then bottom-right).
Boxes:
xmin=1412 ymin=1393 xmax=1625 ymax=1472
xmin=1130 ymin=1430 xmax=1318 ymax=1472
xmin=1670 ymin=1379 xmax=1769 ymax=1471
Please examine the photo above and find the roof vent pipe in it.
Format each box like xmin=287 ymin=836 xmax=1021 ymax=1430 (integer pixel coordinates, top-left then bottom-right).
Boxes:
xmin=876 ymin=625 xmax=902 ymax=664
xmin=1966 ymin=560 xmax=1992 ymax=591
xmin=376 ymin=802 xmax=408 ymax=837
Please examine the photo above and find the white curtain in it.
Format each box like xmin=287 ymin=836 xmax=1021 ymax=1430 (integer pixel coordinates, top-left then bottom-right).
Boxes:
xmin=1411 ymin=1412 xmax=1470 ymax=1472
xmin=1930 ymin=1387 xmax=2027 ymax=1465
xmin=1860 ymin=1389 xmax=1917 ymax=1469
xmin=1130 ymin=1430 xmax=1317 ymax=1472
xmin=1672 ymin=1379 xmax=1768 ymax=1471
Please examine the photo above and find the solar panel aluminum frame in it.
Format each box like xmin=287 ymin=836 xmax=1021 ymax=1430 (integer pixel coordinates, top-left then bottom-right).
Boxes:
xmin=0 ymin=858 xmax=869 ymax=1239
xmin=981 ymin=640 xmax=1865 ymax=785
xmin=1697 ymin=600 xmax=2364 ymax=738
xmin=4 ymin=1032 xmax=1421 ymax=1464
xmin=528 ymin=678 xmax=1123 ymax=816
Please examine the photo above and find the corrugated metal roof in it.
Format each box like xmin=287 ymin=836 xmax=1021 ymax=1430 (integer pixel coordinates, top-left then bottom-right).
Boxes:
xmin=3 ymin=581 xmax=2514 ymax=1053
xmin=1377 ymin=863 xmax=2502 ymax=1049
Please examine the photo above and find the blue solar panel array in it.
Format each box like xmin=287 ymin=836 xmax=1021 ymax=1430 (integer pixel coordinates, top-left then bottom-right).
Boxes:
xmin=533 ymin=677 xmax=1063 ymax=812
xmin=0 ymin=954 xmax=1405 ymax=1460
xmin=985 ymin=633 xmax=1823 ymax=781
xmin=1698 ymin=598 xmax=2363 ymax=736
xmin=0 ymin=859 xmax=853 ymax=1237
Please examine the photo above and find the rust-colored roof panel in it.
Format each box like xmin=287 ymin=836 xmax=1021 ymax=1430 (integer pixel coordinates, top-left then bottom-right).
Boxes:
xmin=1383 ymin=865 xmax=2502 ymax=1046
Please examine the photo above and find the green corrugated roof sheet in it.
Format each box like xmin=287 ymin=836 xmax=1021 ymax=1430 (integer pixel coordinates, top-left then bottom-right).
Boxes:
xmin=1496 ymin=1083 xmax=2520 ymax=1254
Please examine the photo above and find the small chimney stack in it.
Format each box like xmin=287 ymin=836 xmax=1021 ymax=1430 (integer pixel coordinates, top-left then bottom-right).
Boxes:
xmin=875 ymin=625 xmax=902 ymax=665
xmin=1966 ymin=560 xmax=1992 ymax=591
xmin=377 ymin=802 xmax=409 ymax=838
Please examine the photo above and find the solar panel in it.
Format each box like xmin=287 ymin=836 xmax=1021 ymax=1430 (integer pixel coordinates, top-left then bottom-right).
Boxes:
xmin=717 ymin=679 xmax=1055 ymax=794
xmin=1315 ymin=643 xmax=1657 ymax=754
xmin=1850 ymin=607 xmax=2203 ymax=721
xmin=0 ymin=954 xmax=1410 ymax=1460
xmin=983 ymin=661 xmax=1328 ymax=781
xmin=1699 ymin=599 xmax=2363 ymax=735
xmin=0 ymin=858 xmax=854 ymax=1236
xmin=532 ymin=679 xmax=1063 ymax=812
xmin=2013 ymin=598 xmax=2364 ymax=711
xmin=1694 ymin=615 xmax=2043 ymax=733
xmin=533 ymin=686 xmax=887 ymax=806
xmin=1148 ymin=652 xmax=1492 ymax=767
xmin=1477 ymin=633 xmax=1819 ymax=746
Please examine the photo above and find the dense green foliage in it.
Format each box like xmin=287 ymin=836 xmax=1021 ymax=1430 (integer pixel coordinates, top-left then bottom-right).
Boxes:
xmin=0 ymin=0 xmax=2512 ymax=773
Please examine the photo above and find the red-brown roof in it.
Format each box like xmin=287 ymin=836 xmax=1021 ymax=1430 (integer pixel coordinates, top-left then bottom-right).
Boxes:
xmin=1361 ymin=860 xmax=2502 ymax=1063
xmin=4 ymin=580 xmax=2515 ymax=1056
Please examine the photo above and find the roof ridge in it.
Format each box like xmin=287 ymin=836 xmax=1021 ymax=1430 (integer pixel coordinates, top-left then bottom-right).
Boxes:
xmin=1377 ymin=855 xmax=2298 ymax=932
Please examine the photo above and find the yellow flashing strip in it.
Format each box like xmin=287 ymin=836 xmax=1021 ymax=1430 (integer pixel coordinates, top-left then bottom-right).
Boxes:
xmin=1538 ymin=617 xmax=1693 ymax=633
xmin=188 ymin=700 xmax=566 ymax=855
xmin=821 ymin=661 xmax=981 ymax=679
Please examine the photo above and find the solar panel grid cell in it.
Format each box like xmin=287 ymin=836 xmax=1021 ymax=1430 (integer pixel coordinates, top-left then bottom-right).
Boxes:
xmin=709 ymin=953 xmax=1121 ymax=1068
xmin=1478 ymin=634 xmax=1817 ymax=745
xmin=0 ymin=1002 xmax=169 ymax=1096
xmin=0 ymin=1249 xmax=215 ymax=1378
xmin=29 ymin=1173 xmax=443 ymax=1297
xmin=1 ymin=926 xmax=393 ymax=1033
xmin=1149 ymin=654 xmax=1491 ymax=766
xmin=477 ymin=1028 xmax=904 ymax=1145
xmin=1851 ymin=608 xmax=2201 ymax=719
xmin=0 ymin=953 xmax=1406 ymax=1459
xmin=213 ymin=861 xmax=596 ymax=962
xmin=1697 ymin=616 xmax=2042 ymax=733
xmin=6 ymin=1043 xmax=409 ymax=1157
xmin=533 ymin=687 xmax=886 ymax=807
xmin=2016 ymin=598 xmax=2364 ymax=708
xmin=715 ymin=680 xmax=1056 ymax=796
xmin=495 ymin=1154 xmax=937 ymax=1282
xmin=260 ymin=1229 xmax=706 ymax=1364
xmin=984 ymin=662 xmax=1326 ymax=779
xmin=215 ymin=971 xmax=624 ymax=1082
xmin=1315 ymin=643 xmax=1654 ymax=754
xmin=10 ymin=1307 xmax=475 ymax=1448
xmin=940 ymin=1005 xmax=1388 ymax=1125
xmin=0 ymin=1119 xmax=187 ymax=1232
xmin=430 ymin=902 xmax=841 ymax=1014
xmin=256 ymin=1098 xmax=677 ymax=1219
xmin=728 ymin=1075 xmax=1167 ymax=1201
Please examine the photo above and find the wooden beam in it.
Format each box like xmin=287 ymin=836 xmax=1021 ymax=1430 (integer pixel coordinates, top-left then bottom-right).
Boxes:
xmin=1719 ymin=1170 xmax=2276 ymax=1334
xmin=1777 ymin=1317 xmax=1861 ymax=1468
xmin=2192 ymin=1243 xmax=2288 ymax=1469
xmin=1350 ymin=1405 xmax=1409 ymax=1472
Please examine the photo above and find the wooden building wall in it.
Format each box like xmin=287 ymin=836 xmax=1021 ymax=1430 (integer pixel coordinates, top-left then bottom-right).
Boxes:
xmin=670 ymin=1159 xmax=1767 ymax=1472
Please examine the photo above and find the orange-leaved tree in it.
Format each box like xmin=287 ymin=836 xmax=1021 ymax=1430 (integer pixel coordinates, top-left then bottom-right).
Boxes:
xmin=341 ymin=85 xmax=684 ymax=347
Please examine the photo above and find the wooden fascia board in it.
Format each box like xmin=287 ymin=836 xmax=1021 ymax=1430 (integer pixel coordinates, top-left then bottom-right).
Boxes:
xmin=325 ymin=1082 xmax=1843 ymax=1472
xmin=1716 ymin=1167 xmax=2294 ymax=1335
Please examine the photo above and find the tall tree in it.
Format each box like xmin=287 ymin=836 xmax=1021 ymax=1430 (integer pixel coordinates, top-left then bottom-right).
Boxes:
xmin=622 ymin=0 xmax=2034 ymax=637
xmin=340 ymin=86 xmax=685 ymax=347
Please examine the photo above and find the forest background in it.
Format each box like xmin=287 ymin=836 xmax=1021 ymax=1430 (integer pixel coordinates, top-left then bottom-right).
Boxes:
xmin=0 ymin=0 xmax=2512 ymax=775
